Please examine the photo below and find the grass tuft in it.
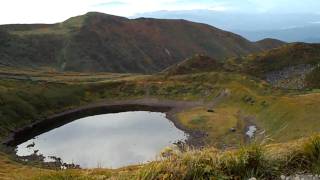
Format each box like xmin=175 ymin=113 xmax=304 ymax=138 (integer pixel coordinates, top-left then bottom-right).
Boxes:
xmin=220 ymin=144 xmax=277 ymax=179
xmin=303 ymin=135 xmax=320 ymax=173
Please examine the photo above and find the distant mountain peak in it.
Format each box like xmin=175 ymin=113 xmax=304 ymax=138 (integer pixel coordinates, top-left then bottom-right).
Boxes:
xmin=62 ymin=12 xmax=129 ymax=28
xmin=0 ymin=12 xmax=285 ymax=73
xmin=84 ymin=12 xmax=128 ymax=20
xmin=256 ymin=38 xmax=286 ymax=43
xmin=255 ymin=38 xmax=286 ymax=50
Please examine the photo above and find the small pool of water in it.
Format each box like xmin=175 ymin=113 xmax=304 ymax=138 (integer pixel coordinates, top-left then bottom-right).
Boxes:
xmin=246 ymin=125 xmax=257 ymax=138
xmin=16 ymin=111 xmax=187 ymax=168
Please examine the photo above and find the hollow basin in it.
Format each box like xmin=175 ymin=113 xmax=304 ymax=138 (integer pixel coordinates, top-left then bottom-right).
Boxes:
xmin=14 ymin=111 xmax=187 ymax=168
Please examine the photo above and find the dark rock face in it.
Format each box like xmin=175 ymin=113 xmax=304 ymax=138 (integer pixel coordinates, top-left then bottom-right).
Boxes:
xmin=0 ymin=12 xmax=283 ymax=73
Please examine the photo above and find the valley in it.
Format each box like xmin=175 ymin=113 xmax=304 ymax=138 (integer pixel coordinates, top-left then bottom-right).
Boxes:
xmin=0 ymin=12 xmax=320 ymax=179
xmin=1 ymin=58 xmax=320 ymax=178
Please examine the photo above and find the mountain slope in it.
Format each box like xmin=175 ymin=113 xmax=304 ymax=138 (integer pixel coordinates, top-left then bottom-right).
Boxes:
xmin=163 ymin=54 xmax=223 ymax=75
xmin=239 ymin=43 xmax=320 ymax=75
xmin=135 ymin=10 xmax=320 ymax=42
xmin=238 ymin=25 xmax=320 ymax=43
xmin=235 ymin=43 xmax=320 ymax=89
xmin=255 ymin=38 xmax=286 ymax=50
xmin=167 ymin=43 xmax=320 ymax=89
xmin=0 ymin=12 xmax=284 ymax=73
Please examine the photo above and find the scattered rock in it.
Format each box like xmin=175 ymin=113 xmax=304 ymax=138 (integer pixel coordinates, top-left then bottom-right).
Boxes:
xmin=265 ymin=64 xmax=314 ymax=90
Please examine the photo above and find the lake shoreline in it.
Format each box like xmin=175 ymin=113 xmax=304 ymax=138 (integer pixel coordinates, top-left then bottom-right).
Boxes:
xmin=2 ymin=98 xmax=207 ymax=149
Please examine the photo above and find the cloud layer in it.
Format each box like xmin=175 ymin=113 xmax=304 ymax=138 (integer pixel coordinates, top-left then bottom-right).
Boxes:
xmin=0 ymin=0 xmax=319 ymax=24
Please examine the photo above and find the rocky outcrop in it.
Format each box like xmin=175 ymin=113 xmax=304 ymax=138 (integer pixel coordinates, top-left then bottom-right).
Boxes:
xmin=265 ymin=64 xmax=315 ymax=89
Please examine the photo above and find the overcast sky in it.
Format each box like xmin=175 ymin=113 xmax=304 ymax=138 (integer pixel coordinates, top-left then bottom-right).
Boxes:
xmin=0 ymin=0 xmax=320 ymax=24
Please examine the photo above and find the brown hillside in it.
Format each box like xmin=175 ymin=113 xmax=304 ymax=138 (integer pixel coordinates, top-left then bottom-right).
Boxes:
xmin=0 ymin=12 xmax=284 ymax=73
xmin=163 ymin=54 xmax=223 ymax=75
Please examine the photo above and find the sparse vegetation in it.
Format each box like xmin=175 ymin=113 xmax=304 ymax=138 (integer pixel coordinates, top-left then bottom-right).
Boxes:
xmin=1 ymin=44 xmax=320 ymax=178
xmin=163 ymin=54 xmax=224 ymax=75
xmin=236 ymin=43 xmax=320 ymax=77
xmin=306 ymin=66 xmax=320 ymax=88
xmin=31 ymin=135 xmax=320 ymax=180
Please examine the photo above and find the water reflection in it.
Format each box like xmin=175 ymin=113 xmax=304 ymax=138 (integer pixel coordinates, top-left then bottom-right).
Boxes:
xmin=16 ymin=111 xmax=187 ymax=168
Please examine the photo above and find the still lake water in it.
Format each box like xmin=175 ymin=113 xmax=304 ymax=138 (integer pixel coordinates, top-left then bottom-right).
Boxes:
xmin=16 ymin=111 xmax=187 ymax=168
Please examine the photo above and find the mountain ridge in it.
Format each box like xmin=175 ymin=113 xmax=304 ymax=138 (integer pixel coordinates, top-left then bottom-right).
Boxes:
xmin=0 ymin=12 xmax=284 ymax=73
xmin=163 ymin=42 xmax=320 ymax=89
xmin=134 ymin=10 xmax=320 ymax=42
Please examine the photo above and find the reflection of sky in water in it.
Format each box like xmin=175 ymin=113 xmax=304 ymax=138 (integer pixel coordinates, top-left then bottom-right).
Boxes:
xmin=246 ymin=125 xmax=257 ymax=138
xmin=16 ymin=111 xmax=187 ymax=168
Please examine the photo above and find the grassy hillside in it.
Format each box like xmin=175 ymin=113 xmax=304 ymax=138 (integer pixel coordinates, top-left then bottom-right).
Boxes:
xmin=0 ymin=47 xmax=320 ymax=179
xmin=0 ymin=30 xmax=64 ymax=68
xmin=237 ymin=43 xmax=320 ymax=77
xmin=2 ymin=135 xmax=320 ymax=179
xmin=0 ymin=12 xmax=284 ymax=73
xmin=2 ymin=13 xmax=320 ymax=179
xmin=1 ymin=65 xmax=320 ymax=178
xmin=306 ymin=66 xmax=320 ymax=88
xmin=162 ymin=54 xmax=224 ymax=75
xmin=255 ymin=38 xmax=286 ymax=50
xmin=163 ymin=43 xmax=320 ymax=90
xmin=1 ymin=67 xmax=320 ymax=146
